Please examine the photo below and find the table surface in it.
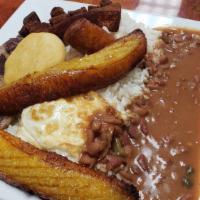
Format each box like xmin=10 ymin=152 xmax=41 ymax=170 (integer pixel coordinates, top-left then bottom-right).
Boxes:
xmin=0 ymin=0 xmax=200 ymax=28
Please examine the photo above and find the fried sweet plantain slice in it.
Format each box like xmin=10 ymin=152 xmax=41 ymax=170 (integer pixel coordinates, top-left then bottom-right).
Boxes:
xmin=0 ymin=130 xmax=138 ymax=200
xmin=0 ymin=29 xmax=146 ymax=115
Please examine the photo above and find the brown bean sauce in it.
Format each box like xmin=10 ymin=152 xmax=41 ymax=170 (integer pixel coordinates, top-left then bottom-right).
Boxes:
xmin=92 ymin=28 xmax=200 ymax=200
xmin=131 ymin=29 xmax=200 ymax=200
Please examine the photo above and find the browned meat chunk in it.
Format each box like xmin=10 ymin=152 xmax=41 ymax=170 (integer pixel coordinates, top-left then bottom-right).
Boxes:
xmin=18 ymin=1 xmax=121 ymax=39
xmin=63 ymin=18 xmax=115 ymax=54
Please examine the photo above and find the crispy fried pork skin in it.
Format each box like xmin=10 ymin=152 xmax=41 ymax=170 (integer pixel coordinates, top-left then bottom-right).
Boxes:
xmin=0 ymin=30 xmax=146 ymax=115
xmin=0 ymin=130 xmax=138 ymax=200
xmin=63 ymin=18 xmax=115 ymax=54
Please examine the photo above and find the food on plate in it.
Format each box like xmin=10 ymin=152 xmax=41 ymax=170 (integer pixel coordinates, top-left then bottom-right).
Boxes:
xmin=1 ymin=0 xmax=200 ymax=199
xmin=63 ymin=18 xmax=115 ymax=54
xmin=19 ymin=0 xmax=121 ymax=39
xmin=50 ymin=2 xmax=121 ymax=38
xmin=0 ymin=129 xmax=138 ymax=200
xmin=134 ymin=28 xmax=200 ymax=200
xmin=4 ymin=33 xmax=66 ymax=84
xmin=15 ymin=92 xmax=113 ymax=163
xmin=18 ymin=11 xmax=51 ymax=37
xmin=115 ymin=28 xmax=200 ymax=200
xmin=0 ymin=29 xmax=147 ymax=115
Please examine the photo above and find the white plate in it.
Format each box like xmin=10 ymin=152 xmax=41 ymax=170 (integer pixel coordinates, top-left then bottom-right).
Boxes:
xmin=0 ymin=0 xmax=200 ymax=199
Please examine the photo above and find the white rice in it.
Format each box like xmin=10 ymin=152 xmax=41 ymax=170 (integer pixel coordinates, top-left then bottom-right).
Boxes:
xmin=63 ymin=12 xmax=161 ymax=120
xmin=98 ymin=68 xmax=149 ymax=119
xmin=99 ymin=12 xmax=160 ymax=119
xmin=115 ymin=11 xmax=161 ymax=52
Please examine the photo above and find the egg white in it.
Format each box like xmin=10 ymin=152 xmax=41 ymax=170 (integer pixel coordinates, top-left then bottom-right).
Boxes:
xmin=15 ymin=92 xmax=109 ymax=163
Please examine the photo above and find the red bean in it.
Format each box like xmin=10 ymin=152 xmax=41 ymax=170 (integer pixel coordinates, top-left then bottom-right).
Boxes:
xmin=130 ymin=113 xmax=140 ymax=125
xmin=50 ymin=7 xmax=65 ymax=17
xmin=130 ymin=165 xmax=142 ymax=175
xmin=140 ymin=119 xmax=148 ymax=135
xmin=4 ymin=37 xmax=22 ymax=54
xmin=134 ymin=96 xmax=147 ymax=106
xmin=120 ymin=131 xmax=131 ymax=146
xmin=102 ymin=114 xmax=122 ymax=125
xmin=106 ymin=154 xmax=125 ymax=170
xmin=119 ymin=169 xmax=134 ymax=182
xmin=179 ymin=194 xmax=193 ymax=200
xmin=113 ymin=125 xmax=123 ymax=136
xmin=79 ymin=153 xmax=96 ymax=167
xmin=0 ymin=54 xmax=6 ymax=75
xmin=87 ymin=139 xmax=107 ymax=156
xmin=86 ymin=129 xmax=95 ymax=143
xmin=137 ymin=154 xmax=149 ymax=172
xmin=147 ymin=81 xmax=160 ymax=90
xmin=133 ymin=105 xmax=149 ymax=117
xmin=128 ymin=124 xmax=137 ymax=138
xmin=91 ymin=119 xmax=101 ymax=132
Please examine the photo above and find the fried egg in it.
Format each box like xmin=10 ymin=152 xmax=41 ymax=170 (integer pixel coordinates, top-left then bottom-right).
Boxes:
xmin=15 ymin=92 xmax=109 ymax=163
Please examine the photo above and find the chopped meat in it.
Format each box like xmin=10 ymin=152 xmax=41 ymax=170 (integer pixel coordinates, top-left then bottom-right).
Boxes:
xmin=23 ymin=11 xmax=41 ymax=25
xmin=19 ymin=11 xmax=41 ymax=37
xmin=49 ymin=14 xmax=67 ymax=25
xmin=4 ymin=37 xmax=22 ymax=54
xmin=86 ymin=2 xmax=121 ymax=32
xmin=63 ymin=18 xmax=115 ymax=54
xmin=0 ymin=54 xmax=6 ymax=75
xmin=68 ymin=7 xmax=87 ymax=16
xmin=19 ymin=1 xmax=121 ymax=39
xmin=18 ymin=25 xmax=29 ymax=37
xmin=51 ymin=2 xmax=121 ymax=38
xmin=100 ymin=0 xmax=112 ymax=7
xmin=128 ymin=124 xmax=138 ymax=138
xmin=88 ymin=5 xmax=99 ymax=10
xmin=0 ymin=75 xmax=4 ymax=86
xmin=50 ymin=7 xmax=65 ymax=17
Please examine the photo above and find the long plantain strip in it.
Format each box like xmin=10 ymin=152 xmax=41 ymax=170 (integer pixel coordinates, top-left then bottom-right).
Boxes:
xmin=0 ymin=130 xmax=137 ymax=200
xmin=0 ymin=29 xmax=146 ymax=115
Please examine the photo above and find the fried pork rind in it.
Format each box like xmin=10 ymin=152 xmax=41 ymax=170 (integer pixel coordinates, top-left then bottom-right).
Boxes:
xmin=63 ymin=18 xmax=115 ymax=54
xmin=0 ymin=29 xmax=147 ymax=115
xmin=0 ymin=130 xmax=138 ymax=200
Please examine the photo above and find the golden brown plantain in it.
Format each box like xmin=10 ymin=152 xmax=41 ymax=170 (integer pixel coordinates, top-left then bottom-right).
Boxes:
xmin=0 ymin=129 xmax=138 ymax=200
xmin=0 ymin=29 xmax=146 ymax=115
xmin=63 ymin=18 xmax=115 ymax=54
